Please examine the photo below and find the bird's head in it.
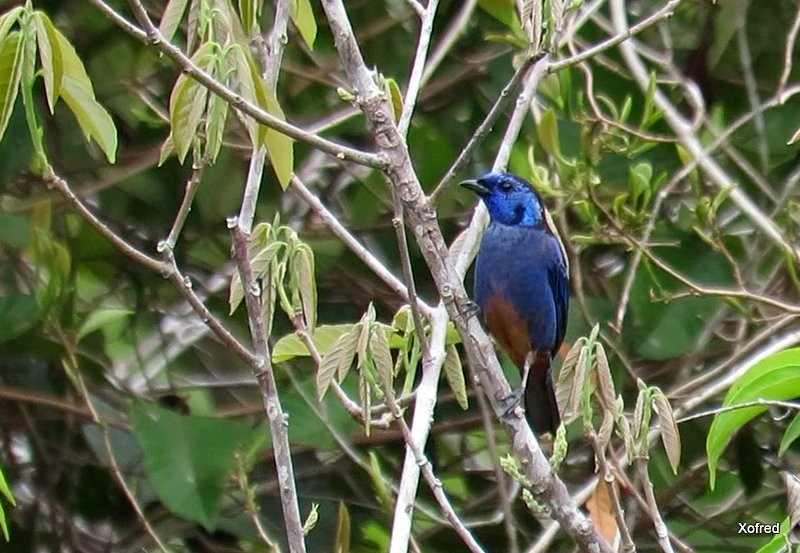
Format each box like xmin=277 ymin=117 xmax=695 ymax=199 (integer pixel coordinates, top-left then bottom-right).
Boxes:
xmin=460 ymin=172 xmax=544 ymax=227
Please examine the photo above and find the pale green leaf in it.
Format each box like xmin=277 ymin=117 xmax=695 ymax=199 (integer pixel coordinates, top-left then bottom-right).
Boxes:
xmin=370 ymin=325 xmax=393 ymax=390
xmin=291 ymin=245 xmax=316 ymax=330
xmin=203 ymin=87 xmax=228 ymax=163
xmin=537 ymin=107 xmax=560 ymax=158
xmin=0 ymin=32 xmax=22 ymax=144
xmin=273 ymin=324 xmax=355 ymax=363
xmin=651 ymin=389 xmax=681 ymax=474
xmin=33 ymin=12 xmax=63 ymax=113
xmin=78 ymin=307 xmax=133 ymax=340
xmin=443 ymin=344 xmax=468 ymax=410
xmin=291 ymin=0 xmax=316 ymax=49
xmin=0 ymin=6 xmax=23 ymax=45
xmin=159 ymin=133 xmax=175 ymax=166
xmin=169 ymin=73 xmax=208 ymax=164
xmin=53 ymin=28 xmax=117 ymax=162
xmin=159 ymin=0 xmax=190 ymax=44
xmin=335 ymin=501 xmax=351 ymax=553
xmin=317 ymin=325 xmax=360 ymax=399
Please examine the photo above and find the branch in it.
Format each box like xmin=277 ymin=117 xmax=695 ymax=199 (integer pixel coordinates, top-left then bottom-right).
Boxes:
xmin=318 ymin=1 xmax=614 ymax=551
xmin=88 ymin=0 xmax=386 ymax=169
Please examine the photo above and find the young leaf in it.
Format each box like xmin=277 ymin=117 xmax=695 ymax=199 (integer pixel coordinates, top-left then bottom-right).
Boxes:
xmin=33 ymin=12 xmax=63 ymax=113
xmin=291 ymin=0 xmax=316 ymax=50
xmin=52 ymin=28 xmax=117 ymax=162
xmin=0 ymin=32 xmax=22 ymax=144
xmin=370 ymin=324 xmax=393 ymax=391
xmin=203 ymin=85 xmax=228 ymax=163
xmin=272 ymin=324 xmax=355 ymax=363
xmin=537 ymin=107 xmax=560 ymax=158
xmin=335 ymin=501 xmax=351 ymax=553
xmin=169 ymin=73 xmax=208 ymax=164
xmin=291 ymin=244 xmax=316 ymax=330
xmin=317 ymin=325 xmax=360 ymax=399
xmin=248 ymin=60 xmax=293 ymax=188
xmin=651 ymin=388 xmax=681 ymax=474
xmin=444 ymin=344 xmax=468 ymax=410
xmin=159 ymin=0 xmax=190 ymax=44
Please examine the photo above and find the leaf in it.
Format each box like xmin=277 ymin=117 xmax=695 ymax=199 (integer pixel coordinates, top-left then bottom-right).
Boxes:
xmin=651 ymin=389 xmax=681 ymax=474
xmin=291 ymin=0 xmax=316 ymax=50
xmin=443 ymin=344 xmax=468 ymax=410
xmin=169 ymin=73 xmax=208 ymax=164
xmin=228 ymin=240 xmax=283 ymax=314
xmin=707 ymin=348 xmax=800 ymax=489
xmin=384 ymin=77 xmax=403 ymax=123
xmin=334 ymin=501 xmax=351 ymax=553
xmin=233 ymin=46 xmax=293 ymax=188
xmin=33 ymin=12 xmax=63 ymax=113
xmin=78 ymin=307 xmax=133 ymax=340
xmin=159 ymin=0 xmax=190 ymax=44
xmin=370 ymin=325 xmax=393 ymax=390
xmin=302 ymin=502 xmax=319 ymax=535
xmin=291 ymin=244 xmax=316 ymax=330
xmin=585 ymin=481 xmax=617 ymax=546
xmin=784 ymin=472 xmax=800 ymax=544
xmin=0 ymin=32 xmax=22 ymax=144
xmin=203 ymin=85 xmax=228 ymax=163
xmin=0 ymin=6 xmax=22 ymax=45
xmin=779 ymin=412 xmax=800 ymax=457
xmin=273 ymin=324 xmax=355 ymax=363
xmin=537 ymin=107 xmax=560 ymax=158
xmin=130 ymin=403 xmax=259 ymax=530
xmin=317 ymin=325 xmax=360 ymax=399
xmin=52 ymin=27 xmax=117 ymax=162
xmin=0 ymin=465 xmax=13 ymax=505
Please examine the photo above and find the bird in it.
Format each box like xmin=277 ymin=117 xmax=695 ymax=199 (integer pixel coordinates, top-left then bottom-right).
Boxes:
xmin=461 ymin=171 xmax=569 ymax=435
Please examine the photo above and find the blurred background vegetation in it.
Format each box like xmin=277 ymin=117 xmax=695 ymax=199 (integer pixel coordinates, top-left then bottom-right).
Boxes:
xmin=1 ymin=0 xmax=800 ymax=551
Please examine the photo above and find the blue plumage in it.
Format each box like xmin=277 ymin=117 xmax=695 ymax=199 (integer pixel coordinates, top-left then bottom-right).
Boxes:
xmin=461 ymin=172 xmax=569 ymax=434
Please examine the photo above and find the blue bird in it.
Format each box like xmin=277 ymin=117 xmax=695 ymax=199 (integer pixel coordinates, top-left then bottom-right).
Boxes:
xmin=461 ymin=172 xmax=569 ymax=435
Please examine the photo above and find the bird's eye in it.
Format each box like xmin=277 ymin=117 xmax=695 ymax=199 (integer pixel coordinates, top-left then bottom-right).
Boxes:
xmin=499 ymin=181 xmax=513 ymax=192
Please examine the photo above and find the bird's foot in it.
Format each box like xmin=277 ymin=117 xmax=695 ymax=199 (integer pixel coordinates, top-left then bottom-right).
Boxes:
xmin=499 ymin=386 xmax=524 ymax=418
xmin=462 ymin=300 xmax=481 ymax=319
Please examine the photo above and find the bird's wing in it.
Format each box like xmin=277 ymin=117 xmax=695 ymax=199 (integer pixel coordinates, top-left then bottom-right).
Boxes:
xmin=550 ymin=247 xmax=569 ymax=354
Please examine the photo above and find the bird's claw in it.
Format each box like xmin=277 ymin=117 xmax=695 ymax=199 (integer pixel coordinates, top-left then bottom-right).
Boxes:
xmin=463 ymin=300 xmax=481 ymax=319
xmin=499 ymin=386 xmax=524 ymax=418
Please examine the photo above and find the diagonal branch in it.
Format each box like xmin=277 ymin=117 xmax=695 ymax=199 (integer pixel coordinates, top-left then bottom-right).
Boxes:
xmin=319 ymin=1 xmax=614 ymax=551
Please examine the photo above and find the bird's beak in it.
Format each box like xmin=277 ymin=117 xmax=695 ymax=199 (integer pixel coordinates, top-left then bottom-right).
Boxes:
xmin=460 ymin=179 xmax=490 ymax=196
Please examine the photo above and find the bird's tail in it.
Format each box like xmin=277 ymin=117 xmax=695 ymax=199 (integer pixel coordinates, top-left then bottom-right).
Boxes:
xmin=524 ymin=355 xmax=561 ymax=435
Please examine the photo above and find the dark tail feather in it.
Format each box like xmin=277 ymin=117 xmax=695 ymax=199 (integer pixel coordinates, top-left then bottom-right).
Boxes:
xmin=523 ymin=357 xmax=561 ymax=435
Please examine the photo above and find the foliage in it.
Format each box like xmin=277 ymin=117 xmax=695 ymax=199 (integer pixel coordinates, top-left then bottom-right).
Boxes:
xmin=0 ymin=0 xmax=800 ymax=552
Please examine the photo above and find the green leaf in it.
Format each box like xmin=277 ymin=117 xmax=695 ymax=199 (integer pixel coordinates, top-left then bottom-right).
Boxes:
xmin=707 ymin=348 xmax=800 ymax=489
xmin=779 ymin=412 xmax=800 ymax=457
xmin=159 ymin=0 xmax=190 ymax=44
xmin=0 ymin=294 xmax=40 ymax=342
xmin=291 ymin=0 xmax=316 ymax=50
xmin=0 ymin=32 xmax=22 ymax=144
xmin=0 ymin=6 xmax=23 ymax=45
xmin=537 ymin=108 xmax=560 ymax=158
xmin=317 ymin=324 xmax=360 ymax=399
xmin=384 ymin=76 xmax=403 ymax=123
xmin=228 ymin=240 xmax=283 ymax=314
xmin=203 ymin=86 xmax=228 ymax=163
xmin=0 ymin=465 xmax=14 ymax=505
xmin=33 ymin=12 xmax=63 ymax=114
xmin=652 ymin=389 xmax=680 ymax=474
xmin=443 ymin=344 xmax=468 ymax=410
xmin=291 ymin=244 xmax=316 ymax=330
xmin=334 ymin=501 xmax=351 ymax=553
xmin=77 ymin=307 xmax=133 ymax=340
xmin=53 ymin=27 xmax=117 ymax=162
xmin=233 ymin=46 xmax=293 ymax=188
xmin=370 ymin=325 xmax=393 ymax=390
xmin=273 ymin=324 xmax=355 ymax=363
xmin=131 ymin=403 xmax=260 ymax=530
xmin=169 ymin=73 xmax=208 ymax=164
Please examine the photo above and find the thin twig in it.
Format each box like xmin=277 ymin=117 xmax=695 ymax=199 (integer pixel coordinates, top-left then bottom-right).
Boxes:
xmin=90 ymin=0 xmax=386 ymax=169
xmin=635 ymin=458 xmax=675 ymax=553
xmin=397 ymin=0 xmax=440 ymax=137
xmin=161 ymin=158 xmax=204 ymax=253
xmin=778 ymin=2 xmax=800 ymax=97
